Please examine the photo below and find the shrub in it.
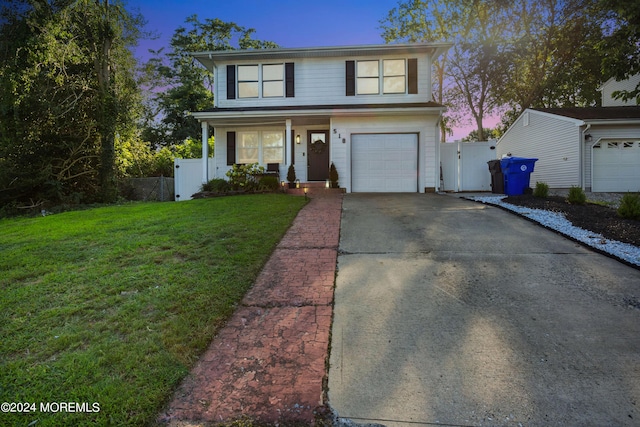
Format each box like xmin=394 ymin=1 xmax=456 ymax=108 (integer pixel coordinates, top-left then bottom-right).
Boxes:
xmin=258 ymin=176 xmax=280 ymax=191
xmin=533 ymin=181 xmax=549 ymax=198
xmin=329 ymin=162 xmax=339 ymax=188
xmin=286 ymin=164 xmax=297 ymax=184
xmin=567 ymin=186 xmax=586 ymax=205
xmin=226 ymin=163 xmax=264 ymax=191
xmin=618 ymin=192 xmax=640 ymax=220
xmin=201 ymin=178 xmax=231 ymax=193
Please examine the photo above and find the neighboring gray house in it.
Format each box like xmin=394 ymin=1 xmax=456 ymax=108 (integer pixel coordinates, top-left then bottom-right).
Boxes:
xmin=600 ymin=74 xmax=640 ymax=107
xmin=188 ymin=43 xmax=451 ymax=193
xmin=496 ymin=77 xmax=640 ymax=192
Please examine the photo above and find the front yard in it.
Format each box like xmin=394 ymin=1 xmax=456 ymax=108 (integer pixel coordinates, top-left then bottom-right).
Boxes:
xmin=0 ymin=194 xmax=306 ymax=426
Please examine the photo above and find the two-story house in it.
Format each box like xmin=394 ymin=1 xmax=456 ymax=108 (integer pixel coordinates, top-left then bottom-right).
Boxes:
xmin=189 ymin=42 xmax=451 ymax=193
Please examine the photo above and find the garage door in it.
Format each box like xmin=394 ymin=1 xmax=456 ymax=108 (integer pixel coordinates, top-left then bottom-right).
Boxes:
xmin=592 ymin=140 xmax=640 ymax=192
xmin=352 ymin=134 xmax=418 ymax=192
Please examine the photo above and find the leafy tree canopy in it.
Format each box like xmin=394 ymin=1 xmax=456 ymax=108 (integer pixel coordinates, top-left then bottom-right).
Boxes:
xmin=0 ymin=0 xmax=144 ymax=207
xmin=141 ymin=16 xmax=278 ymax=148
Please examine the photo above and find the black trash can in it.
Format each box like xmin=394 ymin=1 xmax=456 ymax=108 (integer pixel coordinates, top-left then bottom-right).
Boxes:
xmin=487 ymin=159 xmax=504 ymax=194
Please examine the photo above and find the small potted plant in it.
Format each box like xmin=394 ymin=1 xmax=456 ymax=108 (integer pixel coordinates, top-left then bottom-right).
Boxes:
xmin=286 ymin=164 xmax=297 ymax=189
xmin=329 ymin=162 xmax=339 ymax=188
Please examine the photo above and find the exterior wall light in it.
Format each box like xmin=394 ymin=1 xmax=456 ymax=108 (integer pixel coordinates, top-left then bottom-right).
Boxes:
xmin=295 ymin=179 xmax=300 ymax=188
xmin=296 ymin=134 xmax=301 ymax=144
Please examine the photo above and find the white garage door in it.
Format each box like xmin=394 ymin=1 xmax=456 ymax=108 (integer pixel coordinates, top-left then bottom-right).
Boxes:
xmin=592 ymin=140 xmax=640 ymax=192
xmin=352 ymin=134 xmax=418 ymax=192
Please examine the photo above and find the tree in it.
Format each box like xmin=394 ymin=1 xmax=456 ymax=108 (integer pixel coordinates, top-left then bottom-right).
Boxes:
xmin=496 ymin=0 xmax=605 ymax=127
xmin=0 ymin=0 xmax=144 ymax=207
xmin=381 ymin=0 xmax=608 ymax=137
xmin=141 ymin=16 xmax=277 ymax=148
xmin=597 ymin=0 xmax=640 ymax=103
xmin=381 ymin=0 xmax=512 ymax=142
xmin=461 ymin=127 xmax=501 ymax=142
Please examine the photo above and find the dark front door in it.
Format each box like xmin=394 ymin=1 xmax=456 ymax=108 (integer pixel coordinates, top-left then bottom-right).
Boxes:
xmin=307 ymin=130 xmax=330 ymax=181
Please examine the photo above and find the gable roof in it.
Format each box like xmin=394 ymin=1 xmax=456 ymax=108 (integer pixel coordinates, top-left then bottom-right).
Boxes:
xmin=533 ymin=106 xmax=640 ymax=121
xmin=191 ymin=42 xmax=452 ymax=69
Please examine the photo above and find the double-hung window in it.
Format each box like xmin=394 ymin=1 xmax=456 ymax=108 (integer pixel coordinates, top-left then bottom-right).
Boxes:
xmin=383 ymin=59 xmax=406 ymax=93
xmin=237 ymin=131 xmax=259 ymax=163
xmin=237 ymin=64 xmax=284 ymax=98
xmin=236 ymin=131 xmax=284 ymax=164
xmin=262 ymin=64 xmax=284 ymax=97
xmin=238 ymin=65 xmax=259 ymax=98
xmin=357 ymin=60 xmax=380 ymax=95
xmin=355 ymin=59 xmax=408 ymax=95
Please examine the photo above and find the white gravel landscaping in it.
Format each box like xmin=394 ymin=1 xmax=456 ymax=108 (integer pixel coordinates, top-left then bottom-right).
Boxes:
xmin=468 ymin=195 xmax=640 ymax=268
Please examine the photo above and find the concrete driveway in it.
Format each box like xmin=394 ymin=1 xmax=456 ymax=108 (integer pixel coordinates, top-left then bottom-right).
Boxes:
xmin=328 ymin=194 xmax=640 ymax=427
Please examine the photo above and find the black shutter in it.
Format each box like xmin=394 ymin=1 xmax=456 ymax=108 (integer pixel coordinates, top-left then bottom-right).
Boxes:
xmin=285 ymin=62 xmax=295 ymax=97
xmin=227 ymin=65 xmax=236 ymax=99
xmin=291 ymin=129 xmax=295 ymax=165
xmin=227 ymin=131 xmax=236 ymax=165
xmin=408 ymin=58 xmax=418 ymax=94
xmin=346 ymin=60 xmax=355 ymax=96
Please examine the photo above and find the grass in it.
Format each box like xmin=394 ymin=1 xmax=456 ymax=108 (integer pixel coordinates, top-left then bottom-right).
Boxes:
xmin=0 ymin=194 xmax=306 ymax=426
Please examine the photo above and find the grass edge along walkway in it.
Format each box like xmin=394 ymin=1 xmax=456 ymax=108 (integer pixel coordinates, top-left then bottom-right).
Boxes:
xmin=0 ymin=194 xmax=306 ymax=427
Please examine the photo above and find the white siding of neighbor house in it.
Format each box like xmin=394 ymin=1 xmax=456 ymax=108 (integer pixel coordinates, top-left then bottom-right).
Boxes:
xmin=601 ymin=74 xmax=640 ymax=106
xmin=215 ymin=55 xmax=433 ymax=108
xmin=496 ymin=110 xmax=582 ymax=189
xmin=584 ymin=124 xmax=640 ymax=190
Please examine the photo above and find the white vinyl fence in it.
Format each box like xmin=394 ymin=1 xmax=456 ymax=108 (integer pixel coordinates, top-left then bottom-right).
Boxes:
xmin=174 ymin=158 xmax=215 ymax=201
xmin=441 ymin=141 xmax=498 ymax=192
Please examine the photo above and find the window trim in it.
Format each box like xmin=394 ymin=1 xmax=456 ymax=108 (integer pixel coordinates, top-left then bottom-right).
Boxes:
xmin=356 ymin=60 xmax=380 ymax=95
xmin=236 ymin=64 xmax=285 ymax=99
xmin=354 ymin=59 xmax=410 ymax=95
xmin=382 ymin=59 xmax=406 ymax=94
xmin=235 ymin=130 xmax=285 ymax=164
xmin=237 ymin=65 xmax=259 ymax=99
xmin=262 ymin=63 xmax=284 ymax=98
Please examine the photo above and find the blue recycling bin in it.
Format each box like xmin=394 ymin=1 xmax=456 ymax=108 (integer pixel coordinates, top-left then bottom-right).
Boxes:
xmin=500 ymin=157 xmax=538 ymax=196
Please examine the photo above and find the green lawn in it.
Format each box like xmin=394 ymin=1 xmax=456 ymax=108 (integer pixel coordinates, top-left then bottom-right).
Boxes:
xmin=0 ymin=194 xmax=306 ymax=426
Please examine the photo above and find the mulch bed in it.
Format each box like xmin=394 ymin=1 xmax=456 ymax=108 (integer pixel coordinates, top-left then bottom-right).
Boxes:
xmin=504 ymin=195 xmax=640 ymax=247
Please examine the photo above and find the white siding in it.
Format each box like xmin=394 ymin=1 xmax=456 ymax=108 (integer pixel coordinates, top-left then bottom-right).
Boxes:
xmin=331 ymin=114 xmax=440 ymax=193
xmin=497 ymin=110 xmax=581 ymax=188
xmin=216 ymin=55 xmax=433 ymax=109
xmin=601 ymin=74 xmax=640 ymax=106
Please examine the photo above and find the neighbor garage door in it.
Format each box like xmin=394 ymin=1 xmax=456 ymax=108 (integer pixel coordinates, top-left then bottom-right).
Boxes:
xmin=592 ymin=140 xmax=640 ymax=192
xmin=352 ymin=134 xmax=418 ymax=192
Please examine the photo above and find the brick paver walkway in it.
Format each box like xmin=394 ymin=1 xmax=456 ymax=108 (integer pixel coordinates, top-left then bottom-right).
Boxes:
xmin=159 ymin=191 xmax=343 ymax=425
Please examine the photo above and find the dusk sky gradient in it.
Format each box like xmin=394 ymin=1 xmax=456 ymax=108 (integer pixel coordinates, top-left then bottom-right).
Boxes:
xmin=128 ymin=0 xmax=488 ymax=140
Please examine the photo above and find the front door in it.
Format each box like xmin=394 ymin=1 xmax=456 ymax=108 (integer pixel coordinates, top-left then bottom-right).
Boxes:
xmin=307 ymin=130 xmax=330 ymax=181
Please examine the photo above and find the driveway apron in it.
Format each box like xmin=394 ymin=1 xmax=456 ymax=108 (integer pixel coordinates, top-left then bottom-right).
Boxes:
xmin=329 ymin=193 xmax=640 ymax=427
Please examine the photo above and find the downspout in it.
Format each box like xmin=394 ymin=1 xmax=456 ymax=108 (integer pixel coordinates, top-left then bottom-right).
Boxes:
xmin=211 ymin=54 xmax=218 ymax=108
xmin=580 ymin=123 xmax=590 ymax=190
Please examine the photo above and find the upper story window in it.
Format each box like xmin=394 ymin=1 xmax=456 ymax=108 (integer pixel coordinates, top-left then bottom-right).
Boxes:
xmin=383 ymin=59 xmax=406 ymax=94
xmin=237 ymin=64 xmax=284 ymax=98
xmin=262 ymin=64 xmax=284 ymax=97
xmin=357 ymin=60 xmax=380 ymax=95
xmin=355 ymin=59 xmax=408 ymax=95
xmin=238 ymin=65 xmax=259 ymax=98
xmin=227 ymin=63 xmax=294 ymax=100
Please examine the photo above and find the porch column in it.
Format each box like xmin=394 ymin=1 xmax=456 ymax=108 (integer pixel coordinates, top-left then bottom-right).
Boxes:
xmin=201 ymin=121 xmax=209 ymax=183
xmin=285 ymin=119 xmax=292 ymax=167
